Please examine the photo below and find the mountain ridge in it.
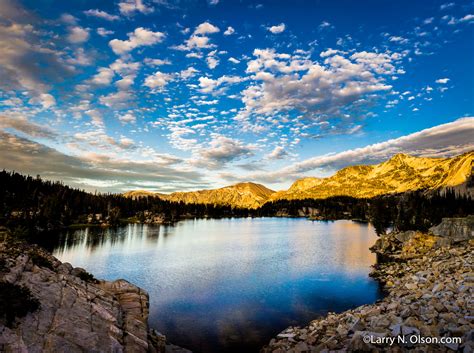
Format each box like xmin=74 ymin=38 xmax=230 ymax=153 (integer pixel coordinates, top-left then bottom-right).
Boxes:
xmin=124 ymin=151 xmax=473 ymax=208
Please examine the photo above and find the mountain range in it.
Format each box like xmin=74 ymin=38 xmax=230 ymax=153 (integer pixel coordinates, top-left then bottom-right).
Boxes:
xmin=124 ymin=151 xmax=473 ymax=209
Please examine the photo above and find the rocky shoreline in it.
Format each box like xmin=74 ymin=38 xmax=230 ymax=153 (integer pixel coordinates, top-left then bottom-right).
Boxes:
xmin=262 ymin=216 xmax=474 ymax=352
xmin=1 ymin=216 xmax=473 ymax=352
xmin=0 ymin=229 xmax=190 ymax=353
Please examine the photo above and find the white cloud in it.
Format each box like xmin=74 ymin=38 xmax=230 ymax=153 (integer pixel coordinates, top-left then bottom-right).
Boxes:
xmin=118 ymin=0 xmax=154 ymax=15
xmin=119 ymin=112 xmax=136 ymax=124
xmin=195 ymin=134 xmax=255 ymax=168
xmin=67 ymin=48 xmax=93 ymax=66
xmin=0 ymin=132 xmax=206 ymax=193
xmin=173 ymin=22 xmax=220 ymax=51
xmin=144 ymin=71 xmax=174 ymax=89
xmin=97 ymin=27 xmax=114 ymax=37
xmin=320 ymin=48 xmax=340 ymax=57
xmin=440 ymin=2 xmax=454 ymax=10
xmin=268 ymin=23 xmax=286 ymax=34
xmin=67 ymin=26 xmax=90 ymax=43
xmin=436 ymin=78 xmax=450 ymax=84
xmin=194 ymin=22 xmax=220 ymax=35
xmin=99 ymin=90 xmax=133 ymax=108
xmin=206 ymin=51 xmax=219 ymax=69
xmin=224 ymin=26 xmax=235 ymax=35
xmin=85 ymin=109 xmax=104 ymax=127
xmin=0 ymin=114 xmax=57 ymax=139
xmin=144 ymin=58 xmax=171 ymax=66
xmin=90 ymin=67 xmax=115 ymax=85
xmin=198 ymin=75 xmax=245 ymax=94
xmin=109 ymin=27 xmax=165 ymax=55
xmin=60 ymin=13 xmax=77 ymax=25
xmin=319 ymin=21 xmax=331 ymax=29
xmin=447 ymin=13 xmax=474 ymax=25
xmin=237 ymin=49 xmax=399 ymax=132
xmin=38 ymin=93 xmax=56 ymax=109
xmin=228 ymin=57 xmax=240 ymax=64
xmin=179 ymin=67 xmax=199 ymax=79
xmin=423 ymin=17 xmax=434 ymax=25
xmin=239 ymin=117 xmax=474 ymax=183
xmin=266 ymin=146 xmax=287 ymax=160
xmin=208 ymin=0 xmax=219 ymax=5
xmin=84 ymin=9 xmax=120 ymax=21
xmin=460 ymin=14 xmax=474 ymax=22
xmin=28 ymin=93 xmax=56 ymax=109
xmin=389 ymin=36 xmax=408 ymax=44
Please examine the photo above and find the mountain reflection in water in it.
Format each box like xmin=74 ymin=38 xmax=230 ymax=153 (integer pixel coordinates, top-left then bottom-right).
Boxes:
xmin=50 ymin=218 xmax=382 ymax=353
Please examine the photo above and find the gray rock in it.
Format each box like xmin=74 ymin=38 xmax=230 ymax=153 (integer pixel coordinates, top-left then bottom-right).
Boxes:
xmin=429 ymin=215 xmax=474 ymax=244
xmin=0 ymin=234 xmax=189 ymax=353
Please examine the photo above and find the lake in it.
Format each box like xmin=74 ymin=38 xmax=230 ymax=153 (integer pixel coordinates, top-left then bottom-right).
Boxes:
xmin=50 ymin=218 xmax=382 ymax=353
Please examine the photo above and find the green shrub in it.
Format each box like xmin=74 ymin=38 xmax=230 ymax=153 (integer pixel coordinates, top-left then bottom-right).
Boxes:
xmin=30 ymin=252 xmax=54 ymax=270
xmin=0 ymin=258 xmax=7 ymax=272
xmin=77 ymin=270 xmax=98 ymax=283
xmin=0 ymin=282 xmax=40 ymax=327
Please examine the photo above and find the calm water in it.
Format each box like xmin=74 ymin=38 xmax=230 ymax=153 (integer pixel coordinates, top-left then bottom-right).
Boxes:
xmin=49 ymin=218 xmax=381 ymax=353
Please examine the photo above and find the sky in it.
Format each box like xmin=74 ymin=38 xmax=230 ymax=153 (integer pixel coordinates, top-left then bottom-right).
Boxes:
xmin=0 ymin=0 xmax=473 ymax=193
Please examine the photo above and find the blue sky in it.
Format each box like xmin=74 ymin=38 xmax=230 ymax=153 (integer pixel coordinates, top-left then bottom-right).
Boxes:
xmin=0 ymin=0 xmax=473 ymax=192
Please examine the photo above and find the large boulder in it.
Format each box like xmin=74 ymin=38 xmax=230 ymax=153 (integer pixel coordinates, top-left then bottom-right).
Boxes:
xmin=429 ymin=215 xmax=474 ymax=245
xmin=0 ymin=233 xmax=191 ymax=353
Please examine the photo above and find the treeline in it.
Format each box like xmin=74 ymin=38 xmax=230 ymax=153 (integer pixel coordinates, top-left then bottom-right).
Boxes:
xmin=256 ymin=190 xmax=473 ymax=234
xmin=1 ymin=170 xmax=473 ymax=238
xmin=0 ymin=171 xmax=250 ymax=237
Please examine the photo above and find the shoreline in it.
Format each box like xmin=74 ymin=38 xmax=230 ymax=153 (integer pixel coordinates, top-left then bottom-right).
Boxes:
xmin=0 ymin=230 xmax=190 ymax=353
xmin=261 ymin=216 xmax=474 ymax=352
xmin=2 ymin=217 xmax=472 ymax=352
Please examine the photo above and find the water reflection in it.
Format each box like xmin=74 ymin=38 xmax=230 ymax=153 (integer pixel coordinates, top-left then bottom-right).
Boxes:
xmin=51 ymin=218 xmax=381 ymax=353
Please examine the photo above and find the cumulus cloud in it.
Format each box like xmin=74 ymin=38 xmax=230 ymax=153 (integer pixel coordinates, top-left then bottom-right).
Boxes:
xmin=29 ymin=93 xmax=56 ymax=109
xmin=143 ymin=71 xmax=174 ymax=89
xmin=119 ymin=112 xmax=136 ymax=124
xmin=67 ymin=26 xmax=90 ymax=43
xmin=236 ymin=117 xmax=474 ymax=183
xmin=118 ymin=0 xmax=154 ymax=15
xmin=206 ymin=51 xmax=219 ymax=69
xmin=436 ymin=78 xmax=450 ymax=84
xmin=85 ymin=109 xmax=104 ymax=127
xmin=236 ymin=48 xmax=400 ymax=134
xmin=268 ymin=23 xmax=286 ymax=34
xmin=179 ymin=67 xmax=199 ymax=79
xmin=195 ymin=134 xmax=255 ymax=168
xmin=97 ymin=27 xmax=114 ymax=37
xmin=84 ymin=9 xmax=120 ymax=21
xmin=90 ymin=67 xmax=115 ymax=85
xmin=173 ymin=21 xmax=219 ymax=51
xmin=266 ymin=146 xmax=288 ymax=160
xmin=109 ymin=27 xmax=165 ymax=55
xmin=198 ymin=75 xmax=246 ymax=94
xmin=389 ymin=36 xmax=408 ymax=44
xmin=440 ymin=2 xmax=454 ymax=10
xmin=224 ymin=26 xmax=235 ymax=35
xmin=99 ymin=90 xmax=133 ymax=109
xmin=194 ymin=22 xmax=220 ymax=35
xmin=447 ymin=14 xmax=474 ymax=25
xmin=144 ymin=58 xmax=171 ymax=66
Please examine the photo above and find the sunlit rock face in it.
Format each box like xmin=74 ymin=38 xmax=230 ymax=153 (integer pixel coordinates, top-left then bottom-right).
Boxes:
xmin=269 ymin=151 xmax=474 ymax=201
xmin=125 ymin=182 xmax=276 ymax=209
xmin=124 ymin=151 xmax=473 ymax=207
